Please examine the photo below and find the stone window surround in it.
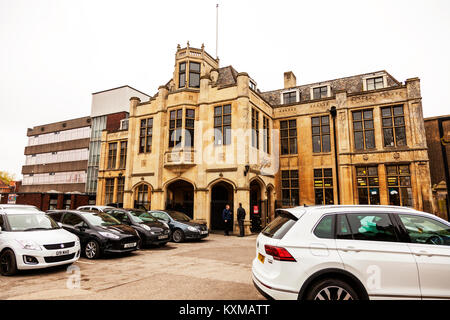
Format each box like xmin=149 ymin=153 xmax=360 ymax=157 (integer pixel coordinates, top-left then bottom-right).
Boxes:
xmin=280 ymin=88 xmax=300 ymax=104
xmin=362 ymin=73 xmax=388 ymax=91
xmin=310 ymin=84 xmax=332 ymax=100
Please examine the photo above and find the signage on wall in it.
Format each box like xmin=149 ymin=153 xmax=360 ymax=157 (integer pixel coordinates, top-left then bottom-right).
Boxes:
xmin=253 ymin=205 xmax=259 ymax=215
xmin=7 ymin=194 xmax=17 ymax=204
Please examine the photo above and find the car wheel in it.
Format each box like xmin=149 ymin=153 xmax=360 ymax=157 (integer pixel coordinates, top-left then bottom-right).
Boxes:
xmin=84 ymin=240 xmax=101 ymax=259
xmin=172 ymin=229 xmax=185 ymax=243
xmin=0 ymin=249 xmax=18 ymax=276
xmin=305 ymin=278 xmax=359 ymax=301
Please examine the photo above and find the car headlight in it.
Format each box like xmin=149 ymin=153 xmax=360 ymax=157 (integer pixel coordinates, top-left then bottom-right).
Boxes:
xmin=16 ymin=240 xmax=42 ymax=251
xmin=187 ymin=226 xmax=198 ymax=232
xmin=142 ymin=225 xmax=151 ymax=231
xmin=98 ymin=232 xmax=120 ymax=240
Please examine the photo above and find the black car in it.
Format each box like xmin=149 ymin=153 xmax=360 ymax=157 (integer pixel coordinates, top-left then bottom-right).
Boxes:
xmin=47 ymin=210 xmax=140 ymax=259
xmin=149 ymin=210 xmax=209 ymax=243
xmin=104 ymin=208 xmax=171 ymax=247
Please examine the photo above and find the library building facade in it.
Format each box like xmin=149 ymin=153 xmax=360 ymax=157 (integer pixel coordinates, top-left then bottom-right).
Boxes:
xmin=96 ymin=44 xmax=434 ymax=235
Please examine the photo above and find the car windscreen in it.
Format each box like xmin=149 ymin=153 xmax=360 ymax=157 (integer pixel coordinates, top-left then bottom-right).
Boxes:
xmin=261 ymin=210 xmax=298 ymax=239
xmin=129 ymin=210 xmax=157 ymax=223
xmin=6 ymin=214 xmax=60 ymax=231
xmin=166 ymin=211 xmax=191 ymax=222
xmin=82 ymin=212 xmax=121 ymax=227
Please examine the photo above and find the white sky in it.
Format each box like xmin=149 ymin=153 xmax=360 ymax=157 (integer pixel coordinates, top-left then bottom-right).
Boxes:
xmin=1 ymin=0 xmax=449 ymax=179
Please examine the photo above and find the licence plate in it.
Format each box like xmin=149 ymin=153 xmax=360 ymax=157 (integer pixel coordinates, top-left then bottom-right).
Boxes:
xmin=124 ymin=242 xmax=136 ymax=249
xmin=258 ymin=253 xmax=265 ymax=264
xmin=200 ymin=231 xmax=208 ymax=235
xmin=158 ymin=235 xmax=168 ymax=239
xmin=56 ymin=249 xmax=69 ymax=256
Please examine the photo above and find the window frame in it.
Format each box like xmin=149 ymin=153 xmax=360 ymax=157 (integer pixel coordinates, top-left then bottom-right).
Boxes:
xmin=263 ymin=116 xmax=270 ymax=154
xmin=366 ymin=76 xmax=384 ymax=91
xmin=184 ymin=108 xmax=195 ymax=148
xmin=169 ymin=109 xmax=183 ymax=148
xmin=139 ymin=118 xmax=153 ymax=153
xmin=314 ymin=168 xmax=334 ymax=205
xmin=356 ymin=166 xmax=380 ymax=205
xmin=178 ymin=62 xmax=186 ymax=88
xmin=119 ymin=141 xmax=127 ymax=169
xmin=189 ymin=62 xmax=201 ymax=88
xmin=105 ymin=178 xmax=115 ymax=204
xmin=312 ymin=86 xmax=329 ymax=100
xmin=252 ymin=108 xmax=260 ymax=149
xmin=282 ymin=91 xmax=298 ymax=104
xmin=381 ymin=105 xmax=407 ymax=148
xmin=280 ymin=119 xmax=298 ymax=155
xmin=107 ymin=142 xmax=118 ymax=169
xmin=214 ymin=104 xmax=232 ymax=146
xmin=312 ymin=115 xmax=331 ymax=153
xmin=281 ymin=170 xmax=300 ymax=207
xmin=352 ymin=109 xmax=375 ymax=150
xmin=386 ymin=164 xmax=413 ymax=207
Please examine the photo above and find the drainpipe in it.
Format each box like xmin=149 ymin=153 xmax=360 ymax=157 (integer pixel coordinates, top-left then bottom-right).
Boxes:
xmin=438 ymin=117 xmax=450 ymax=220
xmin=330 ymin=106 xmax=340 ymax=205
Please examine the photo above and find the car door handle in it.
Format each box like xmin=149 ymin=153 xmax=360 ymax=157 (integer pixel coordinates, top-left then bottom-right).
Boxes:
xmin=415 ymin=250 xmax=433 ymax=257
xmin=341 ymin=246 xmax=360 ymax=253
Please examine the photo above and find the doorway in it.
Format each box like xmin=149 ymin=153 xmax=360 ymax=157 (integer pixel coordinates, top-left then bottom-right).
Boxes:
xmin=210 ymin=181 xmax=234 ymax=230
xmin=166 ymin=180 xmax=194 ymax=218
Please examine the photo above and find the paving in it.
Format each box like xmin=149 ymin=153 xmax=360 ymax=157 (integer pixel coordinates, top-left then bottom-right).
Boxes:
xmin=0 ymin=233 xmax=265 ymax=300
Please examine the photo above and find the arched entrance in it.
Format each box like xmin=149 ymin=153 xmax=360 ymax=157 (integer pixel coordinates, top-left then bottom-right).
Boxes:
xmin=165 ymin=180 xmax=194 ymax=218
xmin=134 ymin=183 xmax=151 ymax=210
xmin=250 ymin=179 xmax=264 ymax=233
xmin=210 ymin=181 xmax=234 ymax=231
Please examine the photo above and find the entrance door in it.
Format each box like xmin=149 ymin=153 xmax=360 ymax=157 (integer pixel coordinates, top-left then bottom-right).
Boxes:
xmin=210 ymin=182 xmax=233 ymax=230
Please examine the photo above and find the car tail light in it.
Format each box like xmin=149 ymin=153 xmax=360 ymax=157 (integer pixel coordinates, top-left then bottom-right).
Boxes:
xmin=264 ymin=245 xmax=296 ymax=262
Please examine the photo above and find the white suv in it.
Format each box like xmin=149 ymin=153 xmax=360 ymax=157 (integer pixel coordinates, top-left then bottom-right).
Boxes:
xmin=0 ymin=209 xmax=80 ymax=276
xmin=252 ymin=205 xmax=450 ymax=300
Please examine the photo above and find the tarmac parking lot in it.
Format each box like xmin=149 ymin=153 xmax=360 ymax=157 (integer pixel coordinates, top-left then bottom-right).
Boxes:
xmin=0 ymin=233 xmax=265 ymax=300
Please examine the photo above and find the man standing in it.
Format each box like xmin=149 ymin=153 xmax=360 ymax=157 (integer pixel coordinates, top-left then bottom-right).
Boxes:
xmin=237 ymin=203 xmax=246 ymax=237
xmin=222 ymin=204 xmax=232 ymax=236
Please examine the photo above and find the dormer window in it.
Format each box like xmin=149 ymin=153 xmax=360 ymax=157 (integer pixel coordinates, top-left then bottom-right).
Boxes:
xmin=189 ymin=62 xmax=201 ymax=88
xmin=366 ymin=76 xmax=384 ymax=90
xmin=281 ymin=90 xmax=299 ymax=104
xmin=249 ymin=80 xmax=257 ymax=91
xmin=313 ymin=86 xmax=328 ymax=100
xmin=179 ymin=62 xmax=186 ymax=88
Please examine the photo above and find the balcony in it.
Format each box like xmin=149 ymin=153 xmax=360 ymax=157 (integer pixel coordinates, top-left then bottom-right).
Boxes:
xmin=164 ymin=149 xmax=196 ymax=170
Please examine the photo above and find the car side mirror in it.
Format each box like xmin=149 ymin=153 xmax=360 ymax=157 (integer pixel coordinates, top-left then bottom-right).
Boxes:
xmin=57 ymin=222 xmax=63 ymax=228
xmin=0 ymin=226 xmax=2 ymax=233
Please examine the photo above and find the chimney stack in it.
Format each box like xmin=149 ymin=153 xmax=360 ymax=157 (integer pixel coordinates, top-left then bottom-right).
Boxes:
xmin=284 ymin=71 xmax=297 ymax=89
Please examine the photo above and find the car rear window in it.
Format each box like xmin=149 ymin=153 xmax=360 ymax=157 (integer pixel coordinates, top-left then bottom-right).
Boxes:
xmin=261 ymin=210 xmax=298 ymax=239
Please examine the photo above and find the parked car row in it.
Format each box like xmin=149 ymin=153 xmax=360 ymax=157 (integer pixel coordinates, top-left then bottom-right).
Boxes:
xmin=0 ymin=205 xmax=208 ymax=276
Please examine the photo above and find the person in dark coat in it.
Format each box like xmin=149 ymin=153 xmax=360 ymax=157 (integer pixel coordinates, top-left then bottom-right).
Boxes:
xmin=237 ymin=203 xmax=246 ymax=237
xmin=222 ymin=204 xmax=232 ymax=236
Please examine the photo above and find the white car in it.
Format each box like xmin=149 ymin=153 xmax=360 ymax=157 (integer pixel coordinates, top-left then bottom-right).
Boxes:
xmin=0 ymin=204 xmax=40 ymax=211
xmin=252 ymin=205 xmax=450 ymax=300
xmin=77 ymin=205 xmax=115 ymax=212
xmin=0 ymin=209 xmax=81 ymax=276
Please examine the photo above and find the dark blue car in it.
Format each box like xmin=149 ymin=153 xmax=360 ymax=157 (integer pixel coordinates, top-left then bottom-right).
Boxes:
xmin=149 ymin=210 xmax=208 ymax=243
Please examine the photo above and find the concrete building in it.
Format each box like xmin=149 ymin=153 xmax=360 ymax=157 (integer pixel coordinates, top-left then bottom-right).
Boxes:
xmin=19 ymin=116 xmax=92 ymax=209
xmin=96 ymin=44 xmax=434 ymax=235
xmin=424 ymin=115 xmax=450 ymax=220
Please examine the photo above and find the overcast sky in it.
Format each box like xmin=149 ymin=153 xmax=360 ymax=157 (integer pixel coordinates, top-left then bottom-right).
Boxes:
xmin=1 ymin=0 xmax=449 ymax=179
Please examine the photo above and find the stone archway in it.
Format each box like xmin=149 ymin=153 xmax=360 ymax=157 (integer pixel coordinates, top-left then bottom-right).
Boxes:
xmin=210 ymin=181 xmax=234 ymax=231
xmin=165 ymin=179 xmax=195 ymax=218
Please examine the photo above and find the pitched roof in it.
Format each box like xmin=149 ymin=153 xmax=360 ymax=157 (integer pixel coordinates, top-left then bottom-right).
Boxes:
xmin=260 ymin=70 xmax=402 ymax=106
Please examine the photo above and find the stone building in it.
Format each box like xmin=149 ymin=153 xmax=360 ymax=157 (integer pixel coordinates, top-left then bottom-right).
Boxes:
xmin=424 ymin=115 xmax=450 ymax=220
xmin=96 ymin=44 xmax=434 ymax=234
